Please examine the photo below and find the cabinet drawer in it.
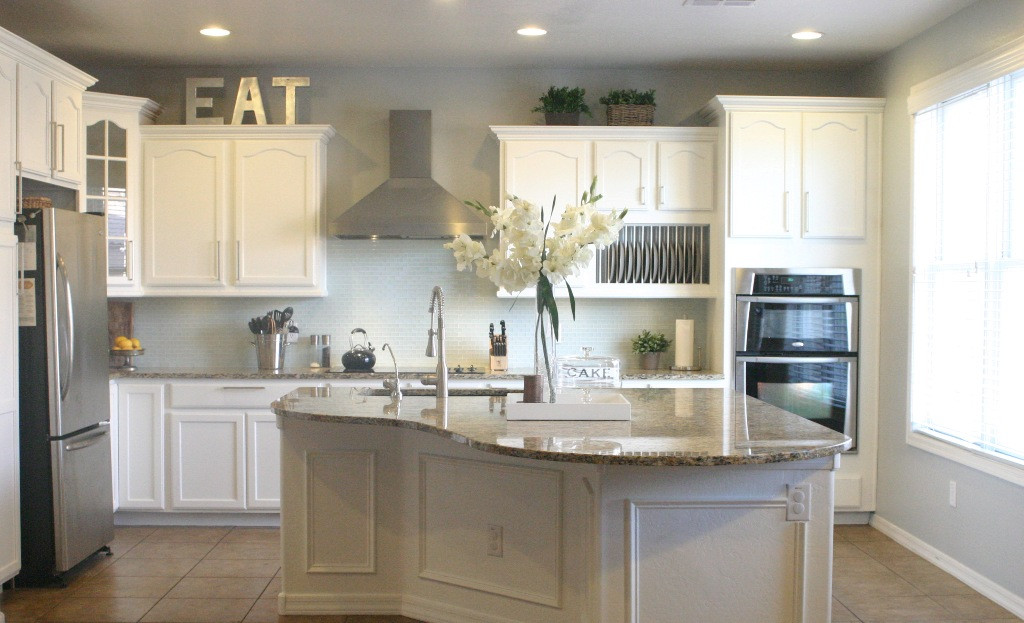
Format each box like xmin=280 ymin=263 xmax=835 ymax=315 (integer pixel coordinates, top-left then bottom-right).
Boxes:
xmin=167 ymin=382 xmax=306 ymax=409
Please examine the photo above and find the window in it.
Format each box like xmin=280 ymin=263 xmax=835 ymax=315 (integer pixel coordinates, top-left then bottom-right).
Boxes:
xmin=910 ymin=65 xmax=1024 ymax=477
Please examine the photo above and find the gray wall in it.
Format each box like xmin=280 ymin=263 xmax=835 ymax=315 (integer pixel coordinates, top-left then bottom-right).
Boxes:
xmin=84 ymin=64 xmax=858 ymax=370
xmin=856 ymin=0 xmax=1024 ymax=601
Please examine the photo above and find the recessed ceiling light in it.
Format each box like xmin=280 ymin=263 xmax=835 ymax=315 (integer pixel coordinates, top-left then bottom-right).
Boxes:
xmin=200 ymin=27 xmax=231 ymax=37
xmin=517 ymin=27 xmax=547 ymax=37
xmin=791 ymin=30 xmax=823 ymax=40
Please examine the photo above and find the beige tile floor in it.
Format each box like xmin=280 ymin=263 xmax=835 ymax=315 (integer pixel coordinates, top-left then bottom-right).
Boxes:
xmin=0 ymin=524 xmax=1019 ymax=622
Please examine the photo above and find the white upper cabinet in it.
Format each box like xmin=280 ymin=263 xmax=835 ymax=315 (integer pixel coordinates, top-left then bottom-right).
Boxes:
xmin=140 ymin=125 xmax=335 ymax=297
xmin=491 ymin=126 xmax=719 ymax=299
xmin=1 ymin=27 xmax=95 ymax=189
xmin=84 ymin=92 xmax=162 ymax=297
xmin=701 ymin=96 xmax=883 ymax=240
xmin=0 ymin=55 xmax=14 ymax=224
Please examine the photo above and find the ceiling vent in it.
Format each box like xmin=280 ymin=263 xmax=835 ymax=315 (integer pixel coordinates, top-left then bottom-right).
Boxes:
xmin=682 ymin=0 xmax=756 ymax=6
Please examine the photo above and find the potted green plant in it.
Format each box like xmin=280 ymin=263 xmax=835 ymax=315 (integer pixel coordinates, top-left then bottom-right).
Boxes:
xmin=631 ymin=329 xmax=671 ymax=370
xmin=599 ymin=89 xmax=656 ymax=125
xmin=532 ymin=86 xmax=593 ymax=125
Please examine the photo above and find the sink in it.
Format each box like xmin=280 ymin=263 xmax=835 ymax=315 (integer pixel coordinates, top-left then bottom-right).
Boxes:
xmin=356 ymin=387 xmax=517 ymax=397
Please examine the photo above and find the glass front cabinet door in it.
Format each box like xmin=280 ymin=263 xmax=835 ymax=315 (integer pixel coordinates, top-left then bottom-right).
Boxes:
xmin=82 ymin=93 xmax=161 ymax=296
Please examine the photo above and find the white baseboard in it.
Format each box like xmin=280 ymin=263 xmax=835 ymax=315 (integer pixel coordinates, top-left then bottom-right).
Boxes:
xmin=870 ymin=514 xmax=1024 ymax=619
xmin=834 ymin=511 xmax=872 ymax=525
xmin=279 ymin=592 xmax=401 ymax=615
xmin=279 ymin=592 xmax=529 ymax=622
xmin=401 ymin=594 xmax=525 ymax=623
xmin=114 ymin=511 xmax=280 ymax=527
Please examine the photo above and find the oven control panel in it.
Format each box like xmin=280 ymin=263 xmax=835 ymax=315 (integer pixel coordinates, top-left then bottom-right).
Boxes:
xmin=753 ymin=274 xmax=846 ymax=295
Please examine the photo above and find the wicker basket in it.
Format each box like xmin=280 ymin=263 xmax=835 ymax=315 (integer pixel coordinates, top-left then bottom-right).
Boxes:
xmin=606 ymin=104 xmax=654 ymax=126
xmin=21 ymin=196 xmax=52 ymax=210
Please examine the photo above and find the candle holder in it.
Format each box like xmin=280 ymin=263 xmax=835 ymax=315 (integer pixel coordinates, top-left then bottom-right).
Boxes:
xmin=671 ymin=347 xmax=704 ymax=371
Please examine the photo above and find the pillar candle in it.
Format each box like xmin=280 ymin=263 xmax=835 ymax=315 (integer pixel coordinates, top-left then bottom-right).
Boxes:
xmin=674 ymin=319 xmax=695 ymax=368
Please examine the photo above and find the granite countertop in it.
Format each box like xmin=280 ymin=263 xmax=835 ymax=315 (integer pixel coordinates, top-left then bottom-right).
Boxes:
xmin=271 ymin=387 xmax=850 ymax=466
xmin=109 ymin=366 xmax=725 ymax=382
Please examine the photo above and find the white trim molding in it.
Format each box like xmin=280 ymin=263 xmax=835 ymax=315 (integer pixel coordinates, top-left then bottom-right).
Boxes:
xmin=870 ymin=514 xmax=1024 ymax=619
xmin=304 ymin=449 xmax=376 ymax=574
xmin=908 ymin=31 xmax=1024 ymax=113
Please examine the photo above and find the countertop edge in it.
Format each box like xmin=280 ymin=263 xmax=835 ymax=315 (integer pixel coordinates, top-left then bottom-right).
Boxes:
xmin=111 ymin=369 xmax=726 ymax=382
xmin=271 ymin=401 xmax=851 ymax=467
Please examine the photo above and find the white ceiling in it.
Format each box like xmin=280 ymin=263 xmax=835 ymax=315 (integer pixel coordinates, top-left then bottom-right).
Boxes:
xmin=0 ymin=0 xmax=978 ymax=70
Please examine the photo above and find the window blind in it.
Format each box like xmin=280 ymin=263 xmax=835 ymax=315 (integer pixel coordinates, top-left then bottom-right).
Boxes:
xmin=911 ymin=68 xmax=1024 ymax=464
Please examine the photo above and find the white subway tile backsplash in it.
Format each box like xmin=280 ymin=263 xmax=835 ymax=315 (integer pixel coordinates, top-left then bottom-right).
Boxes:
xmin=131 ymin=239 xmax=707 ymax=371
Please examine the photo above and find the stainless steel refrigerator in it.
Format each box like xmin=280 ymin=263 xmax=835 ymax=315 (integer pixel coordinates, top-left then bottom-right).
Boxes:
xmin=17 ymin=207 xmax=113 ymax=586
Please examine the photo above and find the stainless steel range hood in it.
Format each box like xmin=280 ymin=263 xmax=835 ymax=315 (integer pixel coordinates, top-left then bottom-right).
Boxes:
xmin=331 ymin=110 xmax=487 ymax=239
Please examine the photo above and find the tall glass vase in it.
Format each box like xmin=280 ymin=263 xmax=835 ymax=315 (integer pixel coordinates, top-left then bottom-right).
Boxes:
xmin=534 ymin=304 xmax=558 ymax=403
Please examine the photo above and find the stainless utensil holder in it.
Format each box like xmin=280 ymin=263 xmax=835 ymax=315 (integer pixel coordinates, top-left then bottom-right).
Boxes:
xmin=254 ymin=334 xmax=288 ymax=370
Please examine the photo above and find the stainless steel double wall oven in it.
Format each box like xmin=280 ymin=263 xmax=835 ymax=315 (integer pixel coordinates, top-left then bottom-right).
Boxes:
xmin=735 ymin=268 xmax=860 ymax=451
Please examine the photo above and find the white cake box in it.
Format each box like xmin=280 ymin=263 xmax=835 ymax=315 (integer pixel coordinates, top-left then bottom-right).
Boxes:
xmin=505 ymin=391 xmax=631 ymax=421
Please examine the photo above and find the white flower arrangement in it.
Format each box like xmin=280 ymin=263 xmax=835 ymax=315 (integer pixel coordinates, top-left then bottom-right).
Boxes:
xmin=445 ymin=177 xmax=626 ymax=337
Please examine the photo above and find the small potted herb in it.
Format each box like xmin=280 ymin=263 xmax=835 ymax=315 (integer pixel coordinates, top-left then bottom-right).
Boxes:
xmin=631 ymin=330 xmax=671 ymax=370
xmin=532 ymin=86 xmax=593 ymax=125
xmin=599 ymin=89 xmax=656 ymax=125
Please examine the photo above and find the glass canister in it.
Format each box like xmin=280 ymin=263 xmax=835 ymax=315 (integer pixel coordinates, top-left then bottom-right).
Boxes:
xmin=556 ymin=347 xmax=620 ymax=389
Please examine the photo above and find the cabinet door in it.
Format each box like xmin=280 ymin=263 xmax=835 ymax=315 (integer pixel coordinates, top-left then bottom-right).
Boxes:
xmin=728 ymin=111 xmax=800 ymax=238
xmin=169 ymin=411 xmax=245 ymax=510
xmin=802 ymin=112 xmax=868 ymax=239
xmin=117 ymin=383 xmax=165 ymax=510
xmin=0 ymin=55 xmax=15 ymax=223
xmin=16 ymin=63 xmax=52 ymax=178
xmin=657 ymin=140 xmax=715 ymax=212
xmin=245 ymin=412 xmax=280 ymax=509
xmin=593 ymin=140 xmax=652 ymax=213
xmin=0 ymin=235 xmax=20 ymax=583
xmin=234 ymin=140 xmax=318 ymax=288
xmin=503 ymin=141 xmax=589 ymax=217
xmin=51 ymin=80 xmax=83 ymax=185
xmin=143 ymin=139 xmax=228 ymax=288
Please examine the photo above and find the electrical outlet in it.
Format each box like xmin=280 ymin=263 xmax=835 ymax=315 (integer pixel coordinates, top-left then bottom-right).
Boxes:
xmin=487 ymin=524 xmax=503 ymax=557
xmin=786 ymin=484 xmax=811 ymax=521
xmin=949 ymin=480 xmax=957 ymax=507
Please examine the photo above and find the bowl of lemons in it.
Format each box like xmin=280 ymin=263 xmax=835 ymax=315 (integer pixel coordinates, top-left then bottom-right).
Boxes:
xmin=110 ymin=336 xmax=144 ymax=370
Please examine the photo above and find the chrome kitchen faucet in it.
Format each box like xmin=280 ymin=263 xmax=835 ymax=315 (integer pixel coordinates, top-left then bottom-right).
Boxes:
xmin=422 ymin=285 xmax=448 ymax=410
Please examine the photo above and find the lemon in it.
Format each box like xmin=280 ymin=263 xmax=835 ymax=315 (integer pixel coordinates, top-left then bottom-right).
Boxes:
xmin=131 ymin=338 xmax=141 ymax=349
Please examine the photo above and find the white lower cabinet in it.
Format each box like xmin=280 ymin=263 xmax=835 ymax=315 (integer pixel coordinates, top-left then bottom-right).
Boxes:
xmin=246 ymin=412 xmax=281 ymax=509
xmin=113 ymin=380 xmax=305 ymax=513
xmin=169 ymin=411 xmax=245 ymax=510
xmin=116 ymin=383 xmax=166 ymax=510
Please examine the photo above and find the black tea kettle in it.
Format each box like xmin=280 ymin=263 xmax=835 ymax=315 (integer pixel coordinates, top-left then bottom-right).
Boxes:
xmin=341 ymin=328 xmax=376 ymax=371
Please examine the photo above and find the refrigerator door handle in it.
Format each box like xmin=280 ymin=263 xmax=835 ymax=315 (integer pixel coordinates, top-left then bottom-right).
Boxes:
xmin=56 ymin=253 xmax=75 ymax=402
xmin=63 ymin=425 xmax=109 ymax=452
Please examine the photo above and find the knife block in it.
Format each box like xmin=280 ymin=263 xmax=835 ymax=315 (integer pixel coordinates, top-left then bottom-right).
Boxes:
xmin=489 ymin=355 xmax=508 ymax=372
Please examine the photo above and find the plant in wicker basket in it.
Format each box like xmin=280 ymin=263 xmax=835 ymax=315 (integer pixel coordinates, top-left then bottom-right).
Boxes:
xmin=599 ymin=89 xmax=656 ymax=126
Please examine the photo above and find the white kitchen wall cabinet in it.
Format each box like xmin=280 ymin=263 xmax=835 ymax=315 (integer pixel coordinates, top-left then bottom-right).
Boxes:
xmin=0 ymin=234 xmax=20 ymax=584
xmin=168 ymin=411 xmax=246 ymax=510
xmin=141 ymin=125 xmax=335 ymax=297
xmin=0 ymin=55 xmax=15 ymax=224
xmin=491 ymin=126 xmax=720 ymax=299
xmin=84 ymin=93 xmax=161 ymax=296
xmin=0 ymin=28 xmax=95 ymax=189
xmin=700 ymin=97 xmax=884 ymax=239
xmin=116 ymin=383 xmax=165 ymax=510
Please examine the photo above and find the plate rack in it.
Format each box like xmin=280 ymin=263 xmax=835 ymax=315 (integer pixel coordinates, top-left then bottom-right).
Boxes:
xmin=595 ymin=224 xmax=710 ymax=285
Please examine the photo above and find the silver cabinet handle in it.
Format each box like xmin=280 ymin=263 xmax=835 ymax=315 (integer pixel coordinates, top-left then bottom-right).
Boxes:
xmin=56 ymin=254 xmax=74 ymax=402
xmin=125 ymin=240 xmax=134 ymax=281
xmin=236 ymin=240 xmax=241 ymax=281
xmin=215 ymin=240 xmax=222 ymax=280
xmin=639 ymin=186 xmax=645 ymax=204
xmin=658 ymin=185 xmax=664 ymax=205
xmin=57 ymin=123 xmax=66 ymax=173
xmin=783 ymin=191 xmax=790 ymax=233
xmin=220 ymin=386 xmax=267 ymax=390
xmin=802 ymin=191 xmax=809 ymax=234
xmin=50 ymin=121 xmax=57 ymax=173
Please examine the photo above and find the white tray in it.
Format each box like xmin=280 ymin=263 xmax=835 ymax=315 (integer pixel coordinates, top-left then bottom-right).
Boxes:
xmin=505 ymin=391 xmax=631 ymax=421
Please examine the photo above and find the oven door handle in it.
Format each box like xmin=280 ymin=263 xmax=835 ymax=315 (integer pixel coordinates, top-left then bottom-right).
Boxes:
xmin=735 ymin=295 xmax=859 ymax=305
xmin=735 ymin=356 xmax=858 ymax=364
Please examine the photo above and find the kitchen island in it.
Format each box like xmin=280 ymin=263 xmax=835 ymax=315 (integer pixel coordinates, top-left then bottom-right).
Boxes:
xmin=272 ymin=388 xmax=850 ymax=623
